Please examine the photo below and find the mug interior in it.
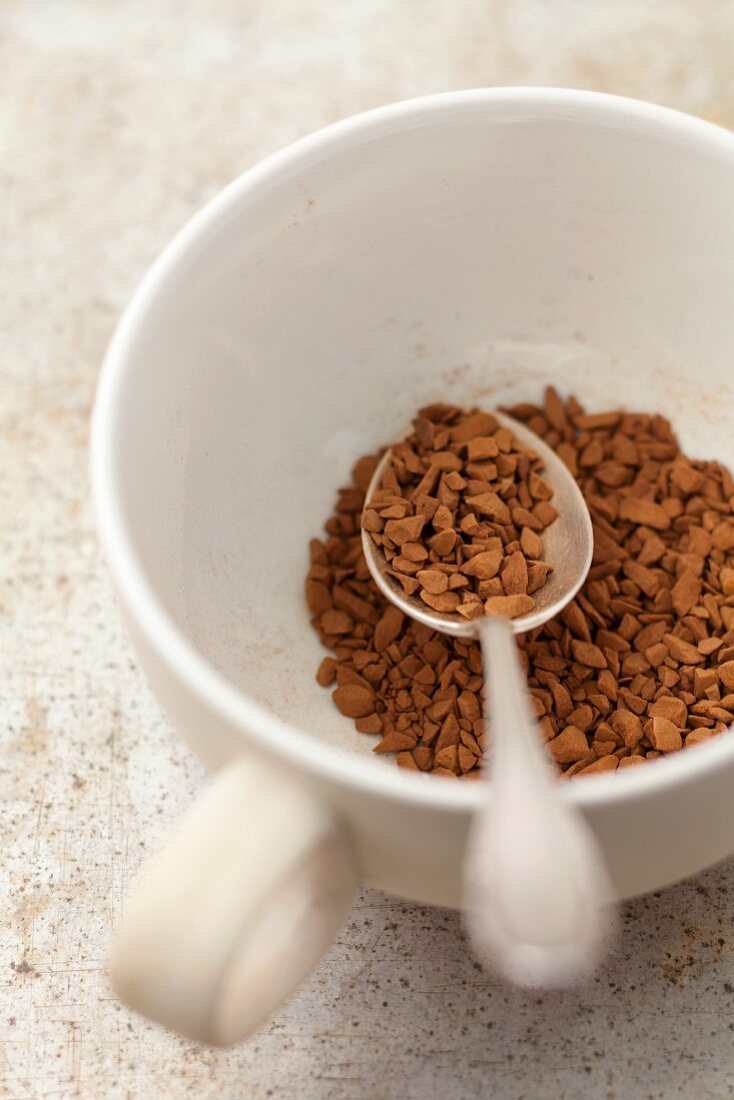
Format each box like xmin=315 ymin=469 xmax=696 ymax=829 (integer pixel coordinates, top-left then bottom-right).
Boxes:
xmin=101 ymin=91 xmax=734 ymax=776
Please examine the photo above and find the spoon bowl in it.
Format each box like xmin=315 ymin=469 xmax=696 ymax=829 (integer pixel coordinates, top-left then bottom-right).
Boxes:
xmin=361 ymin=410 xmax=594 ymax=637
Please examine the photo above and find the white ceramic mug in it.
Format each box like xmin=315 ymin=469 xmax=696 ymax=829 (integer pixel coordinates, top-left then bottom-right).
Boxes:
xmin=92 ymin=88 xmax=734 ymax=1045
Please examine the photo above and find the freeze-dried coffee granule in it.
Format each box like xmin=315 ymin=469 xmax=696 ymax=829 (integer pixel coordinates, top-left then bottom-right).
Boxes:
xmin=362 ymin=404 xmax=555 ymax=621
xmin=307 ymin=389 xmax=734 ymax=779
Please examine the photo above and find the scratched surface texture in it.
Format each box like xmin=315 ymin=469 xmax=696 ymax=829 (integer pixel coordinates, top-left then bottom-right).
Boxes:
xmin=3 ymin=1 xmax=734 ymax=1097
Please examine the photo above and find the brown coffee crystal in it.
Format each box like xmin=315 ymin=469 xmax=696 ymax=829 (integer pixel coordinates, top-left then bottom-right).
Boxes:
xmin=361 ymin=404 xmax=555 ymax=621
xmin=307 ymin=389 xmax=734 ymax=779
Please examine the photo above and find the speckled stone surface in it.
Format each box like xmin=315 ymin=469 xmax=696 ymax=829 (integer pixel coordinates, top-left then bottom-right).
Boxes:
xmin=3 ymin=2 xmax=734 ymax=1097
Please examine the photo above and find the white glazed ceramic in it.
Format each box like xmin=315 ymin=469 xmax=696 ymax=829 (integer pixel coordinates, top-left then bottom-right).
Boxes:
xmin=93 ymin=89 xmax=734 ymax=1045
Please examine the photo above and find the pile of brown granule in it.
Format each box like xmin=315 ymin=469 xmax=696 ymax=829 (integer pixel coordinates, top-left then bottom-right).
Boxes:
xmin=362 ymin=404 xmax=555 ymax=620
xmin=306 ymin=388 xmax=734 ymax=779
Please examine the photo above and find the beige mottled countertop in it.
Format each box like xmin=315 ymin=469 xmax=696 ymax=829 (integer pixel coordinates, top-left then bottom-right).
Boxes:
xmin=3 ymin=2 xmax=734 ymax=1097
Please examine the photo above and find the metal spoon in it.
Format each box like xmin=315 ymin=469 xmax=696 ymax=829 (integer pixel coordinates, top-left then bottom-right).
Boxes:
xmin=362 ymin=411 xmax=613 ymax=985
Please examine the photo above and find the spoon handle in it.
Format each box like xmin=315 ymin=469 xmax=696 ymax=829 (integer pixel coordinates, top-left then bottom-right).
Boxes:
xmin=463 ymin=615 xmax=614 ymax=986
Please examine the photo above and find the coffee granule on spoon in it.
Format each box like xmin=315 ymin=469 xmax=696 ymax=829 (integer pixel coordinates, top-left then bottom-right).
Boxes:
xmin=307 ymin=389 xmax=734 ymax=779
xmin=362 ymin=405 xmax=555 ymax=620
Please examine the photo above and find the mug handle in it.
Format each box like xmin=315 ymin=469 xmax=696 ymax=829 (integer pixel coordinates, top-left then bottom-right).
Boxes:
xmin=110 ymin=755 xmax=357 ymax=1045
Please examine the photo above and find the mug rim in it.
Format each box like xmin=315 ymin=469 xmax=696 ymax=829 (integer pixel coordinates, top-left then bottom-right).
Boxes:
xmin=92 ymin=86 xmax=734 ymax=813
